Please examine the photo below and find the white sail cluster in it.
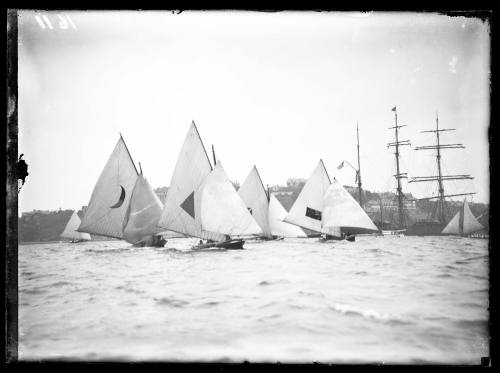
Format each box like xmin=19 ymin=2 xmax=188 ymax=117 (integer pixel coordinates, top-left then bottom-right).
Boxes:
xmin=60 ymin=211 xmax=91 ymax=241
xmin=157 ymin=122 xmax=262 ymax=242
xmin=78 ymin=136 xmax=169 ymax=245
xmin=284 ymin=159 xmax=378 ymax=237
xmin=76 ymin=121 xmax=486 ymax=245
xmin=238 ymin=166 xmax=306 ymax=238
xmin=441 ymin=199 xmax=484 ymax=236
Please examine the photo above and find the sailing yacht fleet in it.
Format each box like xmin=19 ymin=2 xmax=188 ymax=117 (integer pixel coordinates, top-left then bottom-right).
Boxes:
xmin=64 ymin=108 xmax=486 ymax=247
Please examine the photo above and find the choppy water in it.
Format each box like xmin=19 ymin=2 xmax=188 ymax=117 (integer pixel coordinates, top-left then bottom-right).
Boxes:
xmin=18 ymin=235 xmax=489 ymax=364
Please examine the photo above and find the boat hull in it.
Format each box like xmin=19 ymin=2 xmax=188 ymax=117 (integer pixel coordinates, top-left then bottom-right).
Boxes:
xmin=191 ymin=239 xmax=245 ymax=250
xmin=132 ymin=235 xmax=167 ymax=248
xmin=381 ymin=230 xmax=406 ymax=236
xmin=318 ymin=234 xmax=356 ymax=242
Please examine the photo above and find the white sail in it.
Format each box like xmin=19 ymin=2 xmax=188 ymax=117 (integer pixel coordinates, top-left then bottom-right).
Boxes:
xmin=238 ymin=166 xmax=273 ymax=238
xmin=268 ymin=194 xmax=307 ymax=237
xmin=157 ymin=122 xmax=225 ymax=241
xmin=199 ymin=162 xmax=263 ymax=238
xmin=79 ymin=136 xmax=139 ymax=239
xmin=322 ymin=179 xmax=378 ymax=232
xmin=61 ymin=211 xmax=91 ymax=241
xmin=442 ymin=199 xmax=484 ymax=235
xmin=284 ymin=160 xmax=336 ymax=235
xmin=441 ymin=211 xmax=460 ymax=235
xmin=462 ymin=200 xmax=484 ymax=235
xmin=122 ymin=173 xmax=166 ymax=244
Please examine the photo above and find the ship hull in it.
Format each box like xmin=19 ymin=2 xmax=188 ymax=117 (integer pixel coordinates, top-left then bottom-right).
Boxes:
xmin=405 ymin=221 xmax=445 ymax=236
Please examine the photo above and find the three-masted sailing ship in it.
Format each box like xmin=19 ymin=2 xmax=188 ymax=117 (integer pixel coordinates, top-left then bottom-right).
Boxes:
xmin=157 ymin=121 xmax=262 ymax=250
xmin=61 ymin=210 xmax=91 ymax=243
xmin=284 ymin=159 xmax=378 ymax=241
xmin=78 ymin=135 xmax=167 ymax=247
xmin=383 ymin=106 xmax=412 ymax=234
xmin=238 ymin=165 xmax=306 ymax=239
xmin=405 ymin=112 xmax=480 ymax=236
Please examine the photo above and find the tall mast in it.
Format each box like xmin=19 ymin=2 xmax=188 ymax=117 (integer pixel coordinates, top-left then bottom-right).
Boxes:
xmin=356 ymin=122 xmax=363 ymax=207
xmin=387 ymin=106 xmax=411 ymax=229
xmin=435 ymin=113 xmax=445 ymax=224
xmin=212 ymin=144 xmax=217 ymax=167
xmin=409 ymin=112 xmax=474 ymax=225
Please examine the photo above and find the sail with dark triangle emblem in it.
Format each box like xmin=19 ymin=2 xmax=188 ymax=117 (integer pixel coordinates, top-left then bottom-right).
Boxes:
xmin=157 ymin=122 xmax=226 ymax=241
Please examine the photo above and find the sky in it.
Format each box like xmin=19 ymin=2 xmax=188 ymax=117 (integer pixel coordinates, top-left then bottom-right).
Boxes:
xmin=17 ymin=10 xmax=490 ymax=214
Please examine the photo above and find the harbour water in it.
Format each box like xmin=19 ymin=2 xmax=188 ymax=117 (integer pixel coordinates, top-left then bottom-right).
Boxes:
xmin=18 ymin=235 xmax=489 ymax=364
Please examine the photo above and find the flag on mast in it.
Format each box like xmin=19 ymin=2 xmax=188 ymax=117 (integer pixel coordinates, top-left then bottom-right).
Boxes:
xmin=337 ymin=161 xmax=344 ymax=170
xmin=391 ymin=106 xmax=397 ymax=111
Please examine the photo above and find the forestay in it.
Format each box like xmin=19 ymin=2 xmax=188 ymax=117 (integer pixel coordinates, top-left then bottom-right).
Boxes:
xmin=61 ymin=211 xmax=91 ymax=241
xmin=78 ymin=136 xmax=138 ymax=239
xmin=268 ymin=194 xmax=307 ymax=237
xmin=200 ymin=162 xmax=262 ymax=238
xmin=322 ymin=179 xmax=378 ymax=233
xmin=238 ymin=166 xmax=273 ymax=238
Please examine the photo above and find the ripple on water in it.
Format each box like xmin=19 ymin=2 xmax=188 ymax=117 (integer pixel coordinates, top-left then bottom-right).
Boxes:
xmin=18 ymin=237 xmax=489 ymax=362
xmin=154 ymin=296 xmax=190 ymax=308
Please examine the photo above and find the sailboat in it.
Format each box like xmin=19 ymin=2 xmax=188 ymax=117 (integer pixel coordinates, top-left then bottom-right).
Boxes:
xmin=61 ymin=210 xmax=91 ymax=243
xmin=268 ymin=194 xmax=307 ymax=238
xmin=157 ymin=121 xmax=262 ymax=250
xmin=284 ymin=160 xmax=378 ymax=241
xmin=78 ymin=135 xmax=168 ymax=247
xmin=238 ymin=165 xmax=306 ymax=239
xmin=441 ymin=199 xmax=484 ymax=236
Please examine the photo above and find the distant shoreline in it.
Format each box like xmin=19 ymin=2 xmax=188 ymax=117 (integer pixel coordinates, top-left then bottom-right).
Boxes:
xmin=19 ymin=239 xmax=116 ymax=246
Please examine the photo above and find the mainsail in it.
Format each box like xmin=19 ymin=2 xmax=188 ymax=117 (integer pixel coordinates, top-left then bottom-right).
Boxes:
xmin=268 ymin=194 xmax=307 ymax=237
xmin=61 ymin=211 xmax=91 ymax=241
xmin=238 ymin=166 xmax=273 ymax=238
xmin=199 ymin=162 xmax=262 ymax=238
xmin=322 ymin=179 xmax=378 ymax=233
xmin=157 ymin=121 xmax=225 ymax=241
xmin=122 ymin=172 xmax=166 ymax=244
xmin=78 ymin=136 xmax=138 ymax=239
xmin=158 ymin=122 xmax=261 ymax=241
xmin=284 ymin=159 xmax=337 ymax=235
xmin=441 ymin=199 xmax=484 ymax=235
